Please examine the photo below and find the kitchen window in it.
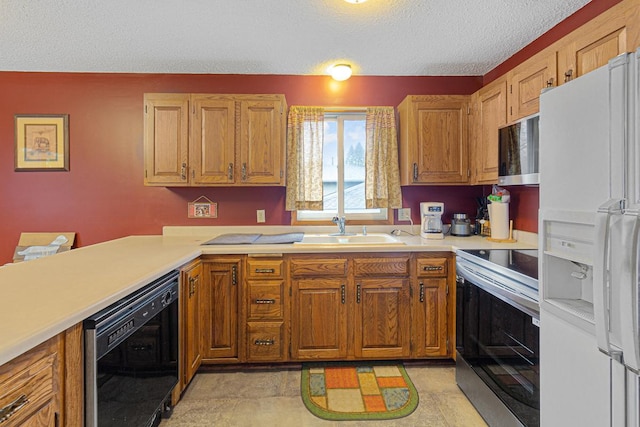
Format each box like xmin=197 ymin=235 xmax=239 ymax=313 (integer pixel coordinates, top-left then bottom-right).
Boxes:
xmin=295 ymin=111 xmax=389 ymax=223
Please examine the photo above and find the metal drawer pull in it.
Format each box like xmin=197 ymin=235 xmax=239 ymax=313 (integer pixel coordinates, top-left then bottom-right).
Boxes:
xmin=254 ymin=339 xmax=275 ymax=346
xmin=419 ymin=282 xmax=425 ymax=303
xmin=255 ymin=268 xmax=275 ymax=274
xmin=423 ymin=266 xmax=443 ymax=271
xmin=0 ymin=394 xmax=29 ymax=423
xmin=255 ymin=299 xmax=276 ymax=304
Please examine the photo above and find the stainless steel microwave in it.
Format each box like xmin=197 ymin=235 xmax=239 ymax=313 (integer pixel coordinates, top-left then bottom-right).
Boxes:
xmin=498 ymin=114 xmax=540 ymax=185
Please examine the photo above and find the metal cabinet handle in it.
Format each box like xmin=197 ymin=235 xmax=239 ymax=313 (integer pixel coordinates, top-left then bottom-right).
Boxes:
xmin=413 ymin=163 xmax=418 ymax=181
xmin=341 ymin=284 xmax=345 ymax=304
xmin=255 ymin=268 xmax=275 ymax=274
xmin=419 ymin=282 xmax=425 ymax=303
xmin=181 ymin=162 xmax=187 ymax=181
xmin=254 ymin=299 xmax=276 ymax=304
xmin=188 ymin=276 xmax=198 ymax=297
xmin=0 ymin=394 xmax=29 ymax=423
xmin=241 ymin=163 xmax=247 ymax=181
xmin=423 ymin=265 xmax=443 ymax=271
xmin=254 ymin=339 xmax=275 ymax=346
xmin=564 ymin=69 xmax=573 ymax=82
xmin=228 ymin=163 xmax=234 ymax=180
xmin=546 ymin=77 xmax=554 ymax=87
xmin=232 ymin=265 xmax=237 ymax=286
xmin=357 ymin=284 xmax=361 ymax=304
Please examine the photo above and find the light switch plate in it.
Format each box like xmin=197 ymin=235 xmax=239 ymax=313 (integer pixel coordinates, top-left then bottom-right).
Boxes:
xmin=257 ymin=209 xmax=266 ymax=223
xmin=398 ymin=208 xmax=411 ymax=221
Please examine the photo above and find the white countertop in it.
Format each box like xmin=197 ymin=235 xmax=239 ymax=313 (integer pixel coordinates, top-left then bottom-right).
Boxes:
xmin=0 ymin=227 xmax=536 ymax=366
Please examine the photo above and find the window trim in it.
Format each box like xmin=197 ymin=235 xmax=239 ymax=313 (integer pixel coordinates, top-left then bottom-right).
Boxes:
xmin=291 ymin=108 xmax=391 ymax=226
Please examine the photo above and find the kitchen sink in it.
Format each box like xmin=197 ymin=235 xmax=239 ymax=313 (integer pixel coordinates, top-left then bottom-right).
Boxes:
xmin=294 ymin=233 xmax=405 ymax=245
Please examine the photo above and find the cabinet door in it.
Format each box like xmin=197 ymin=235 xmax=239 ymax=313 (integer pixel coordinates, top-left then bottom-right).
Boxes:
xmin=291 ymin=278 xmax=347 ymax=359
xmin=182 ymin=261 xmax=202 ymax=386
xmin=143 ymin=93 xmax=189 ymax=186
xmin=413 ymin=276 xmax=449 ymax=357
xmin=238 ymin=97 xmax=286 ymax=185
xmin=190 ymin=95 xmax=236 ymax=185
xmin=353 ymin=278 xmax=411 ymax=358
xmin=472 ymin=79 xmax=506 ymax=184
xmin=508 ymin=53 xmax=557 ymax=121
xmin=201 ymin=259 xmax=241 ymax=362
xmin=558 ymin=3 xmax=631 ymax=83
xmin=398 ymin=96 xmax=469 ymax=185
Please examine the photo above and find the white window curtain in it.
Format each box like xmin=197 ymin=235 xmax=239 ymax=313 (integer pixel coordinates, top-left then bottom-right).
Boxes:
xmin=365 ymin=106 xmax=402 ymax=209
xmin=285 ymin=106 xmax=324 ymax=211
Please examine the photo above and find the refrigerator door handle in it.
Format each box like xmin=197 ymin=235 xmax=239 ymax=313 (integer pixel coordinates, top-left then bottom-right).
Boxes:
xmin=594 ymin=199 xmax=623 ymax=358
xmin=619 ymin=207 xmax=640 ymax=373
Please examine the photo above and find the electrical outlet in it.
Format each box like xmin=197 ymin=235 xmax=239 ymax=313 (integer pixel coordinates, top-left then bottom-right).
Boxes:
xmin=398 ymin=208 xmax=411 ymax=221
xmin=256 ymin=209 xmax=266 ymax=223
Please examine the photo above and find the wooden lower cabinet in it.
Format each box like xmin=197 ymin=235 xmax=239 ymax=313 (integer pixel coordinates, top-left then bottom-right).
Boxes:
xmin=0 ymin=324 xmax=83 ymax=427
xmin=291 ymin=277 xmax=348 ymax=359
xmin=353 ymin=256 xmax=412 ymax=359
xmin=289 ymin=253 xmax=451 ymax=361
xmin=413 ymin=255 xmax=454 ymax=357
xmin=201 ymin=257 xmax=241 ymax=363
xmin=354 ymin=277 xmax=411 ymax=358
xmin=189 ymin=252 xmax=453 ymax=368
xmin=244 ymin=256 xmax=287 ymax=362
xmin=290 ymin=256 xmax=349 ymax=359
xmin=181 ymin=260 xmax=202 ymax=387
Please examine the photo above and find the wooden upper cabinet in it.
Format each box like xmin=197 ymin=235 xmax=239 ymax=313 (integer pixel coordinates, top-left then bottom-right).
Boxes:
xmin=557 ymin=0 xmax=636 ymax=83
xmin=238 ymin=97 xmax=286 ymax=185
xmin=471 ymin=78 xmax=506 ymax=185
xmin=398 ymin=95 xmax=470 ymax=185
xmin=144 ymin=94 xmax=190 ymax=186
xmin=190 ymin=96 xmax=236 ymax=185
xmin=144 ymin=93 xmax=287 ymax=187
xmin=508 ymin=53 xmax=557 ymax=121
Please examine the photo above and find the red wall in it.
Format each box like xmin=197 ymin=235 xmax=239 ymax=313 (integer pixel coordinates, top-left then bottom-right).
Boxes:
xmin=2 ymin=0 xmax=617 ymax=264
xmin=0 ymin=73 xmax=486 ymax=264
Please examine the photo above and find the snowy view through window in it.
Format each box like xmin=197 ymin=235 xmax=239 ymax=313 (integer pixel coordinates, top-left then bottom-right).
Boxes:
xmin=297 ymin=113 xmax=386 ymax=221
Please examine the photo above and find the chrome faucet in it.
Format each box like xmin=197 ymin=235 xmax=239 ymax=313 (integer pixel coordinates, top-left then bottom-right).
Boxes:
xmin=332 ymin=216 xmax=346 ymax=235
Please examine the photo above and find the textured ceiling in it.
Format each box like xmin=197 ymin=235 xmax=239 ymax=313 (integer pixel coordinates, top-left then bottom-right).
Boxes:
xmin=0 ymin=0 xmax=591 ymax=76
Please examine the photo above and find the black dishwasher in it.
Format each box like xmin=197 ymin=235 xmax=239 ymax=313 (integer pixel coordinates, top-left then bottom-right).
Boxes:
xmin=84 ymin=270 xmax=179 ymax=427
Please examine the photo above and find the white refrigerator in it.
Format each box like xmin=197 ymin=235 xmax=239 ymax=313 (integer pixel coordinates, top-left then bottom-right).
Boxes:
xmin=538 ymin=49 xmax=639 ymax=426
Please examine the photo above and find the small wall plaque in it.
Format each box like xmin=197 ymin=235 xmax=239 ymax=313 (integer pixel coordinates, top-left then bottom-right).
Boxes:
xmin=188 ymin=196 xmax=218 ymax=218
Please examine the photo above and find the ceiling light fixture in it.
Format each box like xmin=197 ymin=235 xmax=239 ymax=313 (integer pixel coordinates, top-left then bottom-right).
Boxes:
xmin=344 ymin=0 xmax=367 ymax=3
xmin=330 ymin=64 xmax=352 ymax=81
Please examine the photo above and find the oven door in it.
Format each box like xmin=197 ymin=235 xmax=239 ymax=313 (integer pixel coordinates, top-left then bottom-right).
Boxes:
xmin=456 ymin=268 xmax=540 ymax=427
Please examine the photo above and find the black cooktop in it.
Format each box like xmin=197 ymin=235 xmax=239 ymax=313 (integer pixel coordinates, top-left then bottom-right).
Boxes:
xmin=460 ymin=249 xmax=538 ymax=280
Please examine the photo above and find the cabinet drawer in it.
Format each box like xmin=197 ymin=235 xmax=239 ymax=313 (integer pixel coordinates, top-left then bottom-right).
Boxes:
xmin=246 ymin=322 xmax=284 ymax=361
xmin=0 ymin=352 xmax=57 ymax=426
xmin=353 ymin=257 xmax=410 ymax=276
xmin=247 ymin=282 xmax=284 ymax=320
xmin=416 ymin=258 xmax=448 ymax=277
xmin=289 ymin=258 xmax=348 ymax=277
xmin=246 ymin=258 xmax=283 ymax=278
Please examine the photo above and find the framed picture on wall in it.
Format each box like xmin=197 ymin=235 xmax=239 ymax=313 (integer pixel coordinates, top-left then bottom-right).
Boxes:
xmin=15 ymin=114 xmax=69 ymax=171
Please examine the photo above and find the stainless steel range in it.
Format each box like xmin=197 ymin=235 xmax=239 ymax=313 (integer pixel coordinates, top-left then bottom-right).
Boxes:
xmin=456 ymin=249 xmax=539 ymax=427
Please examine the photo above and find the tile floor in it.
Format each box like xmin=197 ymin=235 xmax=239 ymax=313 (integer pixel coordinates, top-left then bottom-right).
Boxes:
xmin=160 ymin=363 xmax=488 ymax=427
